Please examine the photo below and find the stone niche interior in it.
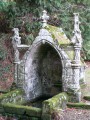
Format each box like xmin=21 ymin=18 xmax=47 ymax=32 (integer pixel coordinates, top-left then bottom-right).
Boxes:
xmin=25 ymin=43 xmax=63 ymax=100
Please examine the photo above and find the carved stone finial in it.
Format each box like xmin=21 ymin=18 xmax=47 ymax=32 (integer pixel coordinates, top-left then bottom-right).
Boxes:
xmin=12 ymin=28 xmax=21 ymax=46
xmin=41 ymin=10 xmax=49 ymax=28
xmin=12 ymin=28 xmax=21 ymax=63
xmin=71 ymin=13 xmax=82 ymax=45
xmin=73 ymin=13 xmax=80 ymax=33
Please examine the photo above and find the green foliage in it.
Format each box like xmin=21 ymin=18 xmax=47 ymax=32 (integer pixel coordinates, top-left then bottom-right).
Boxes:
xmin=0 ymin=0 xmax=90 ymax=59
xmin=26 ymin=34 xmax=34 ymax=45
xmin=0 ymin=34 xmax=14 ymax=82
xmin=0 ymin=48 xmax=7 ymax=60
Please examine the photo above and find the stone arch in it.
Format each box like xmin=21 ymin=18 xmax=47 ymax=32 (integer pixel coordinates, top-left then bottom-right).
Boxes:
xmin=24 ymin=38 xmax=70 ymax=100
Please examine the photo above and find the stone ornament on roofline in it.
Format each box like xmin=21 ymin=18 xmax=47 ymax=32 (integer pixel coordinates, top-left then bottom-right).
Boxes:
xmin=12 ymin=28 xmax=21 ymax=49
xmin=12 ymin=28 xmax=21 ymax=63
xmin=40 ymin=10 xmax=49 ymax=28
xmin=71 ymin=13 xmax=82 ymax=46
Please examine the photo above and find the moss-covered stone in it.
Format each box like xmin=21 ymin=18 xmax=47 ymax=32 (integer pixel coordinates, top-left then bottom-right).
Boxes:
xmin=26 ymin=106 xmax=42 ymax=117
xmin=3 ymin=103 xmax=25 ymax=115
xmin=2 ymin=103 xmax=42 ymax=117
xmin=46 ymin=25 xmax=71 ymax=45
xmin=83 ymin=96 xmax=90 ymax=101
xmin=67 ymin=90 xmax=81 ymax=103
xmin=45 ymin=25 xmax=74 ymax=60
xmin=42 ymin=92 xmax=68 ymax=114
xmin=0 ymin=89 xmax=25 ymax=105
xmin=42 ymin=114 xmax=51 ymax=120
xmin=67 ymin=102 xmax=90 ymax=109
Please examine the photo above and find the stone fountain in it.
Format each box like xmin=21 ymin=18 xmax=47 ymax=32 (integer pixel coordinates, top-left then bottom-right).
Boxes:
xmin=0 ymin=10 xmax=86 ymax=120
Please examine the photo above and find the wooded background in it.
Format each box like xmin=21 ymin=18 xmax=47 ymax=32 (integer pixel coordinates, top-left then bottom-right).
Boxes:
xmin=0 ymin=0 xmax=90 ymax=90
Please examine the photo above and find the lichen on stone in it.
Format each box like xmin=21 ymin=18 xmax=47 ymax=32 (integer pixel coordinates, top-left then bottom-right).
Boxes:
xmin=45 ymin=25 xmax=74 ymax=60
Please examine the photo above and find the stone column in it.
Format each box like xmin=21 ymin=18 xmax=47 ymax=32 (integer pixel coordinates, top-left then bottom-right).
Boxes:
xmin=73 ymin=45 xmax=81 ymax=64
xmin=71 ymin=64 xmax=81 ymax=102
xmin=71 ymin=13 xmax=82 ymax=102
xmin=12 ymin=28 xmax=21 ymax=84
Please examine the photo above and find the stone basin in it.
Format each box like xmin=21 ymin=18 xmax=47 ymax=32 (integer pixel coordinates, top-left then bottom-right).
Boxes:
xmin=0 ymin=89 xmax=68 ymax=120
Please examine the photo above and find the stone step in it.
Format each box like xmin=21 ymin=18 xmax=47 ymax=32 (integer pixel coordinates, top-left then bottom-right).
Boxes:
xmin=67 ymin=102 xmax=90 ymax=109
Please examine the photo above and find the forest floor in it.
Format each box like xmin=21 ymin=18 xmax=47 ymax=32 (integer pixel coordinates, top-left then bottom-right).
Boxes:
xmin=0 ymin=61 xmax=90 ymax=120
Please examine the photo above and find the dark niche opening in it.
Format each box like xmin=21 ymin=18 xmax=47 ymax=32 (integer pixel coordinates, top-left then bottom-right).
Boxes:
xmin=25 ymin=43 xmax=63 ymax=107
xmin=25 ymin=95 xmax=51 ymax=108
xmin=37 ymin=43 xmax=62 ymax=97
xmin=25 ymin=43 xmax=63 ymax=108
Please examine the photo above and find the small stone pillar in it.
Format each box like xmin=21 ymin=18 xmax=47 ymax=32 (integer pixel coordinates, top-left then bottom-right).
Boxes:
xmin=73 ymin=44 xmax=81 ymax=64
xmin=11 ymin=28 xmax=21 ymax=84
xmin=71 ymin=13 xmax=82 ymax=102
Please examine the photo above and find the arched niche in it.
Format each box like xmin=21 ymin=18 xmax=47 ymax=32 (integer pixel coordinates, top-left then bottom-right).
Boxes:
xmin=24 ymin=42 xmax=63 ymax=100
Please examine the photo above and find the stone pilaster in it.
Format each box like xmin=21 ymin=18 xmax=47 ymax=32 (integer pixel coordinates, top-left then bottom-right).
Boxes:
xmin=70 ymin=13 xmax=82 ymax=102
xmin=71 ymin=64 xmax=81 ymax=102
xmin=73 ymin=44 xmax=81 ymax=64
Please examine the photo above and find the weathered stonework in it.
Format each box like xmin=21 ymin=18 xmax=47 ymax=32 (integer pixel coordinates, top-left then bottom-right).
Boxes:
xmin=12 ymin=11 xmax=86 ymax=102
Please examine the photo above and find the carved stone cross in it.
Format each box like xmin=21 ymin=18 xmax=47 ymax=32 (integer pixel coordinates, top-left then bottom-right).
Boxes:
xmin=41 ymin=10 xmax=49 ymax=28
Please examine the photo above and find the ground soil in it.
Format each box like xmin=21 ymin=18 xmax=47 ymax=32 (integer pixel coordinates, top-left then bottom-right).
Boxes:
xmin=61 ymin=108 xmax=90 ymax=120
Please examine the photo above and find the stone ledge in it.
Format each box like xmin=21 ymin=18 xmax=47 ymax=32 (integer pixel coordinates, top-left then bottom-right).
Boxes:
xmin=83 ymin=96 xmax=90 ymax=101
xmin=42 ymin=92 xmax=68 ymax=114
xmin=2 ymin=103 xmax=42 ymax=117
xmin=67 ymin=102 xmax=90 ymax=109
xmin=17 ymin=45 xmax=30 ymax=51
